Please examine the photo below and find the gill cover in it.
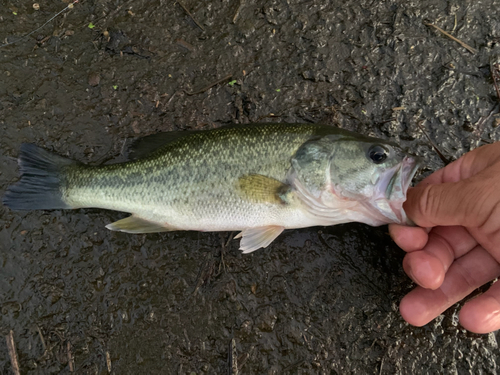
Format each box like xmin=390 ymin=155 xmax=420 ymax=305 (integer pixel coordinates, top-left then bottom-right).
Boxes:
xmin=289 ymin=133 xmax=419 ymax=227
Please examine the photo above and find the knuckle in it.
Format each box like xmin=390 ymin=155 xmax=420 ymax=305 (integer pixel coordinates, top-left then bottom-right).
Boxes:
xmin=469 ymin=180 xmax=498 ymax=227
xmin=454 ymin=261 xmax=478 ymax=292
xmin=417 ymin=184 xmax=442 ymax=224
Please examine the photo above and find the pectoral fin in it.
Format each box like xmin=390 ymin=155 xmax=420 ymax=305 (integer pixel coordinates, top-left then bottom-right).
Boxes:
xmin=237 ymin=174 xmax=290 ymax=205
xmin=106 ymin=215 xmax=174 ymax=233
xmin=235 ymin=226 xmax=285 ymax=253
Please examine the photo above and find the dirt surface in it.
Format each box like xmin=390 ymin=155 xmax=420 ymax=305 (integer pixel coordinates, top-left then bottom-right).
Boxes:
xmin=1 ymin=0 xmax=500 ymax=373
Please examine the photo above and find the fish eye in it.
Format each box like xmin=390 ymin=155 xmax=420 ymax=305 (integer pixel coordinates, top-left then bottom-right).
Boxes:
xmin=367 ymin=145 xmax=388 ymax=164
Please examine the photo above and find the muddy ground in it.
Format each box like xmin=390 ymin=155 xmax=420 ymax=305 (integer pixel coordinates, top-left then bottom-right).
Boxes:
xmin=1 ymin=0 xmax=500 ymax=373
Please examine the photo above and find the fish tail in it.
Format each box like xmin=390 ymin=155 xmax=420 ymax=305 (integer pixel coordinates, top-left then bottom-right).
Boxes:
xmin=3 ymin=144 xmax=76 ymax=210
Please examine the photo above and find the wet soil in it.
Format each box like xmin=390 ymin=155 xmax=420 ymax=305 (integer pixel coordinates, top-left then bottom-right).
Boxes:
xmin=1 ymin=0 xmax=500 ymax=373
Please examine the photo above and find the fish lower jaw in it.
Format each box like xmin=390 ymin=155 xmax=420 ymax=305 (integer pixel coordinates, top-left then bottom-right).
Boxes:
xmin=361 ymin=198 xmax=408 ymax=226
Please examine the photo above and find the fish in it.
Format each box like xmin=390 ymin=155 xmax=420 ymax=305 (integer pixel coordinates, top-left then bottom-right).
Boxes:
xmin=3 ymin=123 xmax=420 ymax=253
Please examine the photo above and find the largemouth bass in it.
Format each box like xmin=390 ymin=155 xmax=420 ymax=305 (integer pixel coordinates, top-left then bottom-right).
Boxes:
xmin=3 ymin=123 xmax=419 ymax=253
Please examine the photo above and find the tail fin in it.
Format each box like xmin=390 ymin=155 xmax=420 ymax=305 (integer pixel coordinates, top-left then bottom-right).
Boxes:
xmin=3 ymin=144 xmax=77 ymax=210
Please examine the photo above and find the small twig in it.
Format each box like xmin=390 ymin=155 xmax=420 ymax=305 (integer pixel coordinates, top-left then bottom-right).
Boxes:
xmin=228 ymin=338 xmax=238 ymax=375
xmin=283 ymin=359 xmax=306 ymax=372
xmin=36 ymin=325 xmax=47 ymax=355
xmin=88 ymin=0 xmax=134 ymax=29
xmin=235 ymin=345 xmax=254 ymax=372
xmin=0 ymin=0 xmax=79 ymax=49
xmin=185 ymin=74 xmax=232 ymax=96
xmin=175 ymin=38 xmax=195 ymax=52
xmin=442 ymin=63 xmax=483 ymax=78
xmin=233 ymin=0 xmax=244 ymax=23
xmin=491 ymin=58 xmax=500 ymax=102
xmin=6 ymin=330 xmax=21 ymax=375
xmin=472 ymin=103 xmax=500 ymax=147
xmin=219 ymin=235 xmax=226 ymax=274
xmin=416 ymin=121 xmax=451 ymax=165
xmin=473 ymin=105 xmax=498 ymax=131
xmin=425 ymin=23 xmax=477 ymax=54
xmin=176 ymin=1 xmax=205 ymax=31
xmin=192 ymin=251 xmax=215 ymax=294
xmin=225 ymin=232 xmax=235 ymax=248
xmin=67 ymin=341 xmax=75 ymax=372
xmin=106 ymin=351 xmax=112 ymax=373
xmin=218 ymin=232 xmax=234 ymax=273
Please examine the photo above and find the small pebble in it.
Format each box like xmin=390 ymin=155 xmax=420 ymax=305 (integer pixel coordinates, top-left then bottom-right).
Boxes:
xmin=88 ymin=72 xmax=100 ymax=86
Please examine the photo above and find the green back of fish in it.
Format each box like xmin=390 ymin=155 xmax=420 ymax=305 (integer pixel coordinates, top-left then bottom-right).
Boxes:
xmin=65 ymin=124 xmax=314 ymax=207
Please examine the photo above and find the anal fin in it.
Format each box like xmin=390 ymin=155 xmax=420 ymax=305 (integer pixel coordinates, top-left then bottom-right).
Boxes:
xmin=235 ymin=226 xmax=285 ymax=253
xmin=106 ymin=215 xmax=174 ymax=233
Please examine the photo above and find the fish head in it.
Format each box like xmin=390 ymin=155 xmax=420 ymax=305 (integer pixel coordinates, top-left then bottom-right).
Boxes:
xmin=326 ymin=137 xmax=420 ymax=225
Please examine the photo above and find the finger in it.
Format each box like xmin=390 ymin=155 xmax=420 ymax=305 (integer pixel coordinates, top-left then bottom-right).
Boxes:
xmin=403 ymin=250 xmax=445 ymax=290
xmin=402 ymin=226 xmax=479 ymax=289
xmin=399 ymin=246 xmax=500 ymax=327
xmin=404 ymin=173 xmax=500 ymax=228
xmin=429 ymin=226 xmax=478 ymax=258
xmin=388 ymin=224 xmax=428 ymax=252
xmin=419 ymin=143 xmax=500 ymax=185
xmin=459 ymin=280 xmax=500 ymax=334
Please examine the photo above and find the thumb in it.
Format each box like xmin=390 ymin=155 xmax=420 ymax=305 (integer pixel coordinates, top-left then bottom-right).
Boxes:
xmin=404 ymin=178 xmax=495 ymax=228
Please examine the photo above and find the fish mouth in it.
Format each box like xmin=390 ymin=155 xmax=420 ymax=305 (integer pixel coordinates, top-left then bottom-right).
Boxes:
xmin=387 ymin=155 xmax=421 ymax=224
xmin=371 ymin=155 xmax=420 ymax=225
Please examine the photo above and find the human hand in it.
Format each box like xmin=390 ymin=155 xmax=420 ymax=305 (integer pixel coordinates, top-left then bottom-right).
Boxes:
xmin=389 ymin=142 xmax=500 ymax=333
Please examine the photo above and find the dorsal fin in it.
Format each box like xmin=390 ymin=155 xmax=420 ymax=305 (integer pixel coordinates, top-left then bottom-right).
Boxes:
xmin=127 ymin=124 xmax=267 ymax=160
xmin=128 ymin=131 xmax=195 ymax=160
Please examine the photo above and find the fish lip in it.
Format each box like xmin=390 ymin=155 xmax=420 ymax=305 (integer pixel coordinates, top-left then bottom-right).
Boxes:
xmin=405 ymin=156 xmax=421 ymax=190
xmin=386 ymin=155 xmax=421 ymax=223
xmin=394 ymin=156 xmax=420 ymax=196
xmin=356 ymin=154 xmax=420 ymax=226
